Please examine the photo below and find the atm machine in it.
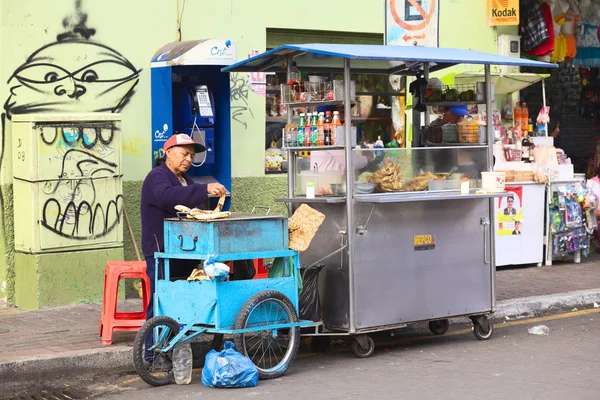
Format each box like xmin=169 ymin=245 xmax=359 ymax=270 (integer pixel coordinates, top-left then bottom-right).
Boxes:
xmin=150 ymin=39 xmax=236 ymax=210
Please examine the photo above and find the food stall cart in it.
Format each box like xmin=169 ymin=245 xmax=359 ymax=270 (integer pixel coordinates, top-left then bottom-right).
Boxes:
xmin=223 ymin=45 xmax=555 ymax=357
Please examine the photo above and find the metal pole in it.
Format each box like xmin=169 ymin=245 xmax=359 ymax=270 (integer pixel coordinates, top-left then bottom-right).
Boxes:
xmin=542 ymin=78 xmax=548 ymax=146
xmin=485 ymin=65 xmax=494 ymax=171
xmin=485 ymin=64 xmax=496 ymax=310
xmin=423 ymin=63 xmax=430 ymax=126
xmin=343 ymin=58 xmax=356 ymax=333
xmin=287 ymin=56 xmax=294 ymax=200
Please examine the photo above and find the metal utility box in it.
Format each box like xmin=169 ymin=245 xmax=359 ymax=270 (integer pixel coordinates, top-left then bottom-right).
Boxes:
xmin=11 ymin=113 xmax=123 ymax=253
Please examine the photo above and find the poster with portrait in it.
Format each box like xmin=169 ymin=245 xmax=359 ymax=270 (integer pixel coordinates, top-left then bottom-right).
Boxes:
xmin=497 ymin=186 xmax=523 ymax=236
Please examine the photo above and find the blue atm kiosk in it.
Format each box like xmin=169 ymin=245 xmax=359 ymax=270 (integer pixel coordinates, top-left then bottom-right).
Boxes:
xmin=150 ymin=39 xmax=236 ymax=210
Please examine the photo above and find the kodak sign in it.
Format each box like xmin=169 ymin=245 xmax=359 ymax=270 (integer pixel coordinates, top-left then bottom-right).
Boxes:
xmin=488 ymin=0 xmax=519 ymax=26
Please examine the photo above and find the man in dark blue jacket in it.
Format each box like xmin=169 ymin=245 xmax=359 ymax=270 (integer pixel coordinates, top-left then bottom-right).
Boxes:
xmin=141 ymin=133 xmax=226 ymax=325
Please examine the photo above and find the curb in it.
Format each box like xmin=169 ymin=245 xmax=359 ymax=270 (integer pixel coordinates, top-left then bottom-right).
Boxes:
xmin=2 ymin=289 xmax=600 ymax=383
xmin=0 ymin=346 xmax=133 ymax=385
xmin=455 ymin=288 xmax=600 ymax=323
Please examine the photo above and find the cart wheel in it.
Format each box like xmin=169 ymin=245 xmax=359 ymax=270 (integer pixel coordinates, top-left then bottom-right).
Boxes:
xmin=472 ymin=317 xmax=494 ymax=341
xmin=133 ymin=316 xmax=179 ymax=387
xmin=351 ymin=336 xmax=375 ymax=358
xmin=234 ymin=290 xmax=300 ymax=380
xmin=310 ymin=336 xmax=332 ymax=353
xmin=428 ymin=319 xmax=450 ymax=336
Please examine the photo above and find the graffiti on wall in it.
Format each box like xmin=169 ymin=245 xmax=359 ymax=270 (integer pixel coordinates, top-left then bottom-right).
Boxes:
xmin=1 ymin=0 xmax=140 ymax=240
xmin=35 ymin=123 xmax=123 ymax=240
xmin=230 ymin=72 xmax=254 ymax=129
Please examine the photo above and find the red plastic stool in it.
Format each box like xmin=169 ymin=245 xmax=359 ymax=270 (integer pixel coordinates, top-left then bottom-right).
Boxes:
xmin=253 ymin=259 xmax=269 ymax=279
xmin=225 ymin=260 xmax=269 ymax=279
xmin=99 ymin=261 xmax=150 ymax=345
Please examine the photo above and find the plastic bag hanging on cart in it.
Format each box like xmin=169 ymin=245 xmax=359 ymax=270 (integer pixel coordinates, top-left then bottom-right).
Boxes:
xmin=201 ymin=341 xmax=258 ymax=388
xmin=204 ymin=254 xmax=231 ymax=282
xmin=299 ymin=265 xmax=324 ymax=322
xmin=268 ymin=257 xmax=302 ymax=293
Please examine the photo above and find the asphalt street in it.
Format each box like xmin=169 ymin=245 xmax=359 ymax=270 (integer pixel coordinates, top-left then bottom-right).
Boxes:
xmin=107 ymin=309 xmax=600 ymax=400
xmin=3 ymin=309 xmax=599 ymax=400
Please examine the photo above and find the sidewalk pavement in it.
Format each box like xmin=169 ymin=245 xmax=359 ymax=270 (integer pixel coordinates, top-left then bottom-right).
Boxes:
xmin=1 ymin=254 xmax=600 ymax=382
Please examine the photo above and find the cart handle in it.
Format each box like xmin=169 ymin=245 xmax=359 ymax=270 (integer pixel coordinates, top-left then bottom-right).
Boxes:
xmin=178 ymin=235 xmax=198 ymax=252
xmin=251 ymin=206 xmax=271 ymax=215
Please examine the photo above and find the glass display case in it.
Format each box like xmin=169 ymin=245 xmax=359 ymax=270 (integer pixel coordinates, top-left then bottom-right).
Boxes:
xmin=288 ymin=147 xmax=489 ymax=197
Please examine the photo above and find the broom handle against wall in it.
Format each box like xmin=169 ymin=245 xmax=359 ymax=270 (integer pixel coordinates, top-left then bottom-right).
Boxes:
xmin=123 ymin=205 xmax=142 ymax=262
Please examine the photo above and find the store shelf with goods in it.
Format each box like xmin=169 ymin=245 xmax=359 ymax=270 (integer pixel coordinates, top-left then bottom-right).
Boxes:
xmin=420 ymin=83 xmax=485 ymax=106
xmin=281 ymin=100 xmax=351 ymax=108
xmin=354 ymin=191 xmax=509 ymax=203
xmin=421 ymin=143 xmax=489 ymax=149
xmin=266 ymin=116 xmax=391 ymax=123
xmin=275 ymin=196 xmax=346 ymax=204
xmin=282 ymin=145 xmax=346 ymax=152
xmin=421 ymin=100 xmax=486 ymax=106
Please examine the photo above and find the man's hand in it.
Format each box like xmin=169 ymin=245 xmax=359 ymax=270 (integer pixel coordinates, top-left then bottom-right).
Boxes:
xmin=207 ymin=182 xmax=227 ymax=196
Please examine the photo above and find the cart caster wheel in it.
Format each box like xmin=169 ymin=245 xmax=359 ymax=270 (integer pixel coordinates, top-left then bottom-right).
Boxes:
xmin=133 ymin=316 xmax=179 ymax=387
xmin=310 ymin=336 xmax=331 ymax=353
xmin=428 ymin=319 xmax=450 ymax=335
xmin=472 ymin=317 xmax=494 ymax=341
xmin=351 ymin=336 xmax=375 ymax=358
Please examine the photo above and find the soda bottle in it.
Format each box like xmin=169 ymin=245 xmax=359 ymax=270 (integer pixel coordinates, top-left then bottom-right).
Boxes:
xmin=521 ymin=102 xmax=529 ymax=135
xmin=324 ymin=111 xmax=333 ymax=146
xmin=332 ymin=111 xmax=342 ymax=145
xmin=513 ymin=102 xmax=521 ymax=133
xmin=297 ymin=113 xmax=306 ymax=147
xmin=317 ymin=112 xmax=325 ymax=146
xmin=305 ymin=112 xmax=312 ymax=147
xmin=298 ymin=113 xmax=306 ymax=130
xmin=310 ymin=113 xmax=319 ymax=146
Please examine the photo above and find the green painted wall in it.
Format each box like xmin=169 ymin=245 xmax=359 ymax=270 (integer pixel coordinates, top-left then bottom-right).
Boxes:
xmin=0 ymin=0 xmax=521 ymax=307
xmin=0 ymin=185 xmax=14 ymax=307
xmin=15 ymin=247 xmax=123 ymax=309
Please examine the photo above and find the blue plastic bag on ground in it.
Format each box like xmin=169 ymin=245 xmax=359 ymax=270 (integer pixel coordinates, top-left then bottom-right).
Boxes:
xmin=201 ymin=341 xmax=258 ymax=388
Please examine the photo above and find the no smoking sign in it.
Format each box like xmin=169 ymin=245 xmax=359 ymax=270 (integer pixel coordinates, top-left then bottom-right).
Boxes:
xmin=387 ymin=0 xmax=439 ymax=46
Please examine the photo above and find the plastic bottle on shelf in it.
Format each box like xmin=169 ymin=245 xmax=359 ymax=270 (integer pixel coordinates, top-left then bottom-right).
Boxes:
xmin=297 ymin=113 xmax=306 ymax=147
xmin=317 ymin=112 xmax=325 ymax=146
xmin=521 ymin=102 xmax=529 ymax=135
xmin=324 ymin=111 xmax=333 ymax=146
xmin=310 ymin=113 xmax=319 ymax=146
xmin=305 ymin=112 xmax=312 ymax=147
xmin=173 ymin=343 xmax=193 ymax=385
xmin=289 ymin=62 xmax=301 ymax=84
xmin=513 ymin=102 xmax=521 ymax=133
xmin=332 ymin=111 xmax=342 ymax=145
xmin=528 ymin=118 xmax=534 ymax=137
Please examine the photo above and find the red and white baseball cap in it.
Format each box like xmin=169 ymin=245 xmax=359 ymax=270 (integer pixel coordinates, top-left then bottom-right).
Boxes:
xmin=164 ymin=133 xmax=206 ymax=153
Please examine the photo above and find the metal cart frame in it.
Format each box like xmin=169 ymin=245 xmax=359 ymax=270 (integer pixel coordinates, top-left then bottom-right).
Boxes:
xmin=224 ymin=45 xmax=556 ymax=357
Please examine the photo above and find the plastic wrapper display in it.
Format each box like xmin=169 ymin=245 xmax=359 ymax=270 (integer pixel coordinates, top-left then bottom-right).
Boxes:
xmin=288 ymin=204 xmax=326 ymax=252
xmin=201 ymin=341 xmax=258 ymax=388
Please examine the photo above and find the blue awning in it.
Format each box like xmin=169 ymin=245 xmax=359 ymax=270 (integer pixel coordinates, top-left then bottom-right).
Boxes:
xmin=222 ymin=44 xmax=557 ymax=75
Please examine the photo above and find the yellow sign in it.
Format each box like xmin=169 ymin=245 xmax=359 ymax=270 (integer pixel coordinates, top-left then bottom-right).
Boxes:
xmin=413 ymin=234 xmax=436 ymax=251
xmin=488 ymin=0 xmax=519 ymax=26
